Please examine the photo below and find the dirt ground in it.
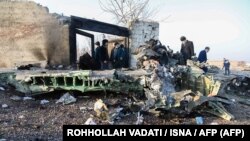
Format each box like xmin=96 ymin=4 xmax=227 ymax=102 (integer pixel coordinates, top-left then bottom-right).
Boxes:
xmin=1 ymin=71 xmax=250 ymax=141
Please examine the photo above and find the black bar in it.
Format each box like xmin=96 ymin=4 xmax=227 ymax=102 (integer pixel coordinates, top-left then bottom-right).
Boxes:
xmin=63 ymin=125 xmax=250 ymax=140
xmin=71 ymin=16 xmax=130 ymax=37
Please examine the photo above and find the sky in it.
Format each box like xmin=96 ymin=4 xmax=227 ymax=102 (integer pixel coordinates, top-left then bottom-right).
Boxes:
xmin=33 ymin=0 xmax=250 ymax=62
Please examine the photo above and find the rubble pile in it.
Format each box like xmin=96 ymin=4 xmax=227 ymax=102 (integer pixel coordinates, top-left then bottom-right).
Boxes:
xmin=1 ymin=39 xmax=247 ymax=124
xmin=132 ymin=39 xmax=234 ymax=121
xmin=208 ymin=65 xmax=221 ymax=74
xmin=226 ymin=76 xmax=250 ymax=97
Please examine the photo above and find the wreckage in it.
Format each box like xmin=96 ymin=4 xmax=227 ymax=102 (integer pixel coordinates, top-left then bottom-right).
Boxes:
xmin=0 ymin=39 xmax=240 ymax=122
xmin=0 ymin=70 xmax=147 ymax=96
xmin=226 ymin=76 xmax=250 ymax=97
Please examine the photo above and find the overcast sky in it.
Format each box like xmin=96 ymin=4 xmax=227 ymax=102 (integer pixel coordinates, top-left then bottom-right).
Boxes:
xmin=34 ymin=0 xmax=250 ymax=62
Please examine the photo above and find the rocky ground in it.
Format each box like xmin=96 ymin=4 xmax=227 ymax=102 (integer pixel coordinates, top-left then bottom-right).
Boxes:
xmin=0 ymin=71 xmax=250 ymax=141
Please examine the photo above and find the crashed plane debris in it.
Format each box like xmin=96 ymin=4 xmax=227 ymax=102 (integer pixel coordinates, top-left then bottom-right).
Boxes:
xmin=94 ymin=99 xmax=109 ymax=120
xmin=130 ymin=39 xmax=234 ymax=121
xmin=226 ymin=76 xmax=250 ymax=97
xmin=0 ymin=38 xmax=245 ymax=122
xmin=1 ymin=70 xmax=146 ymax=96
xmin=56 ymin=93 xmax=77 ymax=105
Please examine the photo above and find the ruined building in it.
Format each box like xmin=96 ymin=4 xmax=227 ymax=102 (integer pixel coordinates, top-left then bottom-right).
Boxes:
xmin=0 ymin=1 xmax=70 ymax=68
xmin=0 ymin=1 xmax=159 ymax=69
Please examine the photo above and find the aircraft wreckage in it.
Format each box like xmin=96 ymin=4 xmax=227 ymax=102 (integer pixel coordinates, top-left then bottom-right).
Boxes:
xmin=0 ymin=70 xmax=147 ymax=96
xmin=0 ymin=64 xmax=234 ymax=121
xmin=0 ymin=39 xmax=240 ymax=121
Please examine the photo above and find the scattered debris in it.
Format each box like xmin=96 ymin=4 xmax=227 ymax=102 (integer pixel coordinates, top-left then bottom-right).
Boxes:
xmin=195 ymin=117 xmax=204 ymax=125
xmin=1 ymin=38 xmax=249 ymax=124
xmin=56 ymin=93 xmax=77 ymax=105
xmin=94 ymin=99 xmax=109 ymax=120
xmin=23 ymin=96 xmax=34 ymax=101
xmin=135 ymin=112 xmax=144 ymax=125
xmin=206 ymin=101 xmax=235 ymax=121
xmin=17 ymin=64 xmax=34 ymax=70
xmin=109 ymin=107 xmax=124 ymax=123
xmin=208 ymin=65 xmax=220 ymax=73
xmin=0 ymin=87 xmax=5 ymax=91
xmin=84 ymin=117 xmax=97 ymax=125
xmin=15 ymin=61 xmax=47 ymax=70
xmin=238 ymin=99 xmax=250 ymax=106
xmin=226 ymin=76 xmax=250 ymax=97
xmin=57 ymin=65 xmax=64 ymax=69
xmin=2 ymin=104 xmax=8 ymax=108
xmin=80 ymin=107 xmax=87 ymax=112
xmin=79 ymin=53 xmax=99 ymax=70
xmin=210 ymin=122 xmax=219 ymax=125
xmin=132 ymin=39 xmax=234 ymax=121
xmin=78 ymin=96 xmax=91 ymax=99
xmin=80 ymin=106 xmax=93 ymax=113
xmin=19 ymin=115 xmax=25 ymax=119
xmin=10 ymin=95 xmax=22 ymax=101
xmin=40 ymin=100 xmax=50 ymax=105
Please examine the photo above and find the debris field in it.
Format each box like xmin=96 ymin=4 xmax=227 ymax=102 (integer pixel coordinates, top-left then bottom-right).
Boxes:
xmin=0 ymin=40 xmax=250 ymax=141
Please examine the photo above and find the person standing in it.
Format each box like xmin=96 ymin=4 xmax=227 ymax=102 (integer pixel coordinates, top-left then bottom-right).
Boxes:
xmin=223 ymin=58 xmax=231 ymax=75
xmin=96 ymin=39 xmax=109 ymax=70
xmin=180 ymin=36 xmax=195 ymax=65
xmin=110 ymin=42 xmax=121 ymax=69
xmin=120 ymin=44 xmax=129 ymax=68
xmin=94 ymin=41 xmax=101 ymax=69
xmin=110 ymin=43 xmax=129 ymax=69
xmin=198 ymin=47 xmax=210 ymax=73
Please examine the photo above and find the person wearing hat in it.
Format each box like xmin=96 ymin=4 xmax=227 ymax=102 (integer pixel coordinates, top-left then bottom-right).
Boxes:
xmin=180 ymin=36 xmax=195 ymax=65
xmin=94 ymin=41 xmax=101 ymax=69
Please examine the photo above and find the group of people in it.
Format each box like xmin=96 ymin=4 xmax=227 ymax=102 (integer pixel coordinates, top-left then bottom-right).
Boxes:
xmin=179 ymin=36 xmax=210 ymax=72
xmin=93 ymin=37 xmax=230 ymax=75
xmin=94 ymin=39 xmax=129 ymax=70
xmin=180 ymin=36 xmax=230 ymax=75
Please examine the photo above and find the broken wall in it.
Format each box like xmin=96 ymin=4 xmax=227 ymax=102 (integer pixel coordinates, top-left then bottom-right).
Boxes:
xmin=0 ymin=1 xmax=70 ymax=68
xmin=129 ymin=20 xmax=159 ymax=68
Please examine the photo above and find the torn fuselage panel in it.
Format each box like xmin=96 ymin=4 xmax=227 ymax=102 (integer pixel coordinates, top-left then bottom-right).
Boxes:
xmin=6 ymin=70 xmax=145 ymax=96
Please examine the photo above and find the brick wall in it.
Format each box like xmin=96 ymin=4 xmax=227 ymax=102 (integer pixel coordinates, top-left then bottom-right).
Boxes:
xmin=0 ymin=1 xmax=70 ymax=68
xmin=129 ymin=20 xmax=159 ymax=68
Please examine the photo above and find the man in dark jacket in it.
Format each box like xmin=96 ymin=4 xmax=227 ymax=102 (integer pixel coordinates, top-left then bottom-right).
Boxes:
xmin=119 ymin=44 xmax=129 ymax=68
xmin=180 ymin=36 xmax=195 ymax=65
xmin=110 ymin=42 xmax=121 ymax=69
xmin=222 ymin=58 xmax=230 ymax=75
xmin=110 ymin=43 xmax=128 ymax=69
xmin=94 ymin=41 xmax=101 ymax=69
xmin=95 ymin=39 xmax=109 ymax=70
xmin=198 ymin=47 xmax=210 ymax=73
